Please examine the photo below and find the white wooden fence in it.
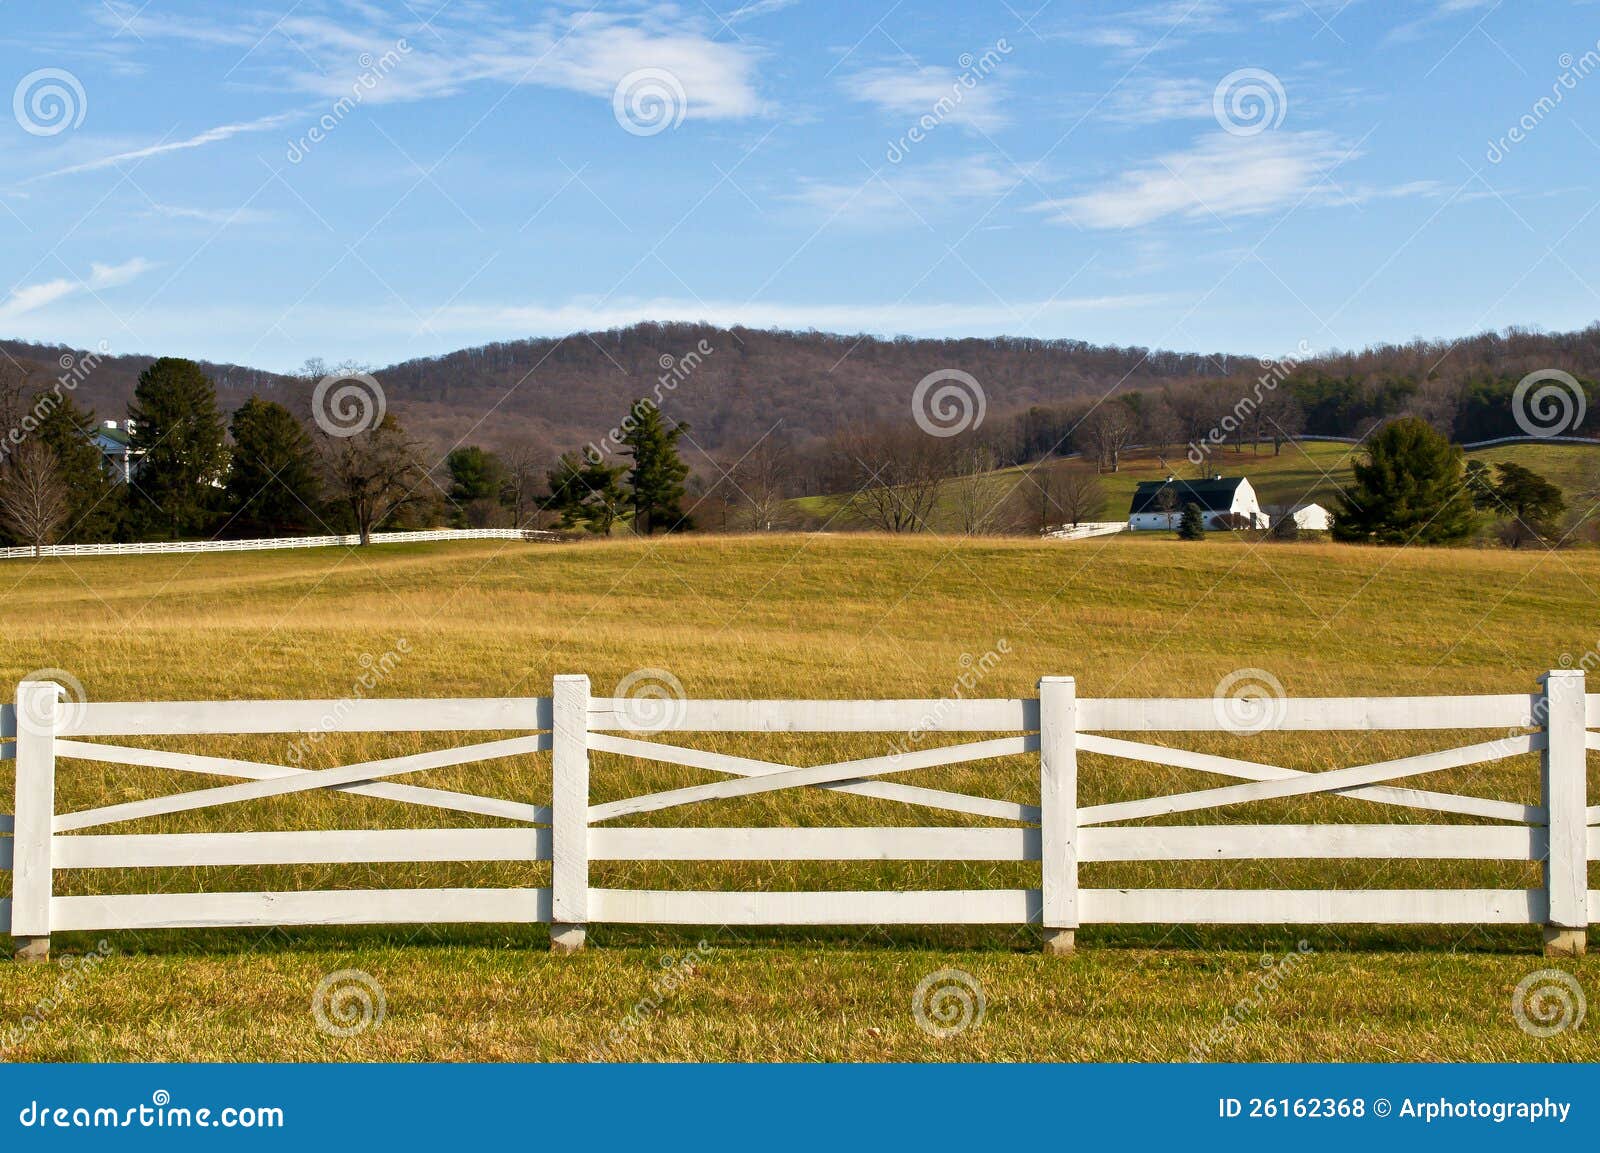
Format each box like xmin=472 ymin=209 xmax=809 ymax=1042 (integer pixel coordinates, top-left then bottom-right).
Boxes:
xmin=0 ymin=527 xmax=561 ymax=561
xmin=2 ymin=673 xmax=1595 ymax=959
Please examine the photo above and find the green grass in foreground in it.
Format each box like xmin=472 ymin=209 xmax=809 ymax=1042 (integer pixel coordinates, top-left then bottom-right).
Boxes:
xmin=0 ymin=534 xmax=1596 ymax=1060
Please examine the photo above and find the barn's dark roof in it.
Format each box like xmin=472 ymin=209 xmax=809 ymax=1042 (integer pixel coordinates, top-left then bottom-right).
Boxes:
xmin=1129 ymin=477 xmax=1245 ymax=514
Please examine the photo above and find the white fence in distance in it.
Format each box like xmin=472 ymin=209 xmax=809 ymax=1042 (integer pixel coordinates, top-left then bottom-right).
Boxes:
xmin=1 ymin=674 xmax=1595 ymax=958
xmin=1041 ymin=522 xmax=1127 ymax=541
xmin=0 ymin=527 xmax=562 ymax=562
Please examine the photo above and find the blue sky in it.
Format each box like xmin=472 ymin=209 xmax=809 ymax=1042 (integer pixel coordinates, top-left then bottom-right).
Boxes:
xmin=1 ymin=0 xmax=1598 ymax=371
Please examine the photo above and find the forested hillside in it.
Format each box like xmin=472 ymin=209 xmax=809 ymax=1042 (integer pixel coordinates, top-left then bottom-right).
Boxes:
xmin=4 ymin=321 xmax=1599 ymax=460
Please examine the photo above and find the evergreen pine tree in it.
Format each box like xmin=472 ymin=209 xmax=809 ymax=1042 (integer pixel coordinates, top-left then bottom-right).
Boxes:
xmin=1177 ymin=502 xmax=1206 ymax=540
xmin=1331 ymin=417 xmax=1476 ymax=545
xmin=33 ymin=392 xmax=119 ymax=542
xmin=126 ymin=358 xmax=228 ymax=540
xmin=446 ymin=446 xmax=508 ymax=527
xmin=545 ymin=451 xmax=626 ymax=534
xmin=223 ymin=397 xmax=323 ymax=537
xmin=620 ymin=401 xmax=692 ymax=534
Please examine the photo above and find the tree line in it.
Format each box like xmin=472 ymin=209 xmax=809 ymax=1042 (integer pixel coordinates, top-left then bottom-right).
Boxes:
xmin=0 ymin=358 xmax=439 ymax=551
xmin=0 ymin=357 xmax=707 ymax=551
xmin=0 ymin=350 xmax=1592 ymax=553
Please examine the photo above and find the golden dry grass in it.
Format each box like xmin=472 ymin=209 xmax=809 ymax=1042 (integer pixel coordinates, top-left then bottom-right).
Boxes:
xmin=0 ymin=533 xmax=1596 ymax=1060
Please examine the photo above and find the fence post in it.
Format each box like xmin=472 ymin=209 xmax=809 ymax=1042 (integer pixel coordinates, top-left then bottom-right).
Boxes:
xmin=12 ymin=680 xmax=61 ymax=962
xmin=1039 ymin=676 xmax=1078 ymax=955
xmin=1540 ymin=669 xmax=1587 ymax=957
xmin=550 ymin=674 xmax=590 ymax=954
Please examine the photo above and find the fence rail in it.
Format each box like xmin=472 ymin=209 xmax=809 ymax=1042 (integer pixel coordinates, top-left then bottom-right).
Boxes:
xmin=1 ymin=674 xmax=1594 ymax=959
xmin=0 ymin=527 xmax=561 ymax=562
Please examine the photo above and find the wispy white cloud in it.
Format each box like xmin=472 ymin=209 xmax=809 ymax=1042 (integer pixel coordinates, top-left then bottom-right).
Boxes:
xmin=0 ymin=258 xmax=154 ymax=322
xmin=1385 ymin=0 xmax=1499 ymax=44
xmin=97 ymin=5 xmax=767 ymax=122
xmin=141 ymin=203 xmax=277 ymax=225
xmin=845 ymin=62 xmax=1010 ymax=132
xmin=1037 ymin=132 xmax=1351 ymax=228
xmin=1099 ymin=77 xmax=1214 ymax=123
xmin=789 ymin=158 xmax=1028 ymax=220
xmin=1058 ymin=0 xmax=1232 ymax=60
xmin=23 ymin=112 xmax=301 ymax=184
xmin=1038 ymin=129 xmax=1446 ymax=230
xmin=721 ymin=0 xmax=801 ymax=24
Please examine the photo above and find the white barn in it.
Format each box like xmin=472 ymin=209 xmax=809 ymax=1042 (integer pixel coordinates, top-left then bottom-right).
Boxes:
xmin=1128 ymin=476 xmax=1266 ymax=531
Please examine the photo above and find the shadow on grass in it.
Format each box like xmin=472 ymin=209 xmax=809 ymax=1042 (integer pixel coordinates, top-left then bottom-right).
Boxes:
xmin=8 ymin=921 xmax=1548 ymax=959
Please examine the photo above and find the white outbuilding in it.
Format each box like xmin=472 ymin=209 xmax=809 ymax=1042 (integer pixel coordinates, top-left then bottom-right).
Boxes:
xmin=1282 ymin=503 xmax=1332 ymax=531
xmin=1128 ymin=476 xmax=1266 ymax=531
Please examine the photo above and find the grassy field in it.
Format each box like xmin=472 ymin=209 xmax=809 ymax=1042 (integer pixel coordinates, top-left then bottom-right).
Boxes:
xmin=793 ymin=439 xmax=1600 ymax=531
xmin=0 ymin=533 xmax=1596 ymax=1061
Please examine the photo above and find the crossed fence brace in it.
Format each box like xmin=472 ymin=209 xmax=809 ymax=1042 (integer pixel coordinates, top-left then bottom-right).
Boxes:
xmin=3 ymin=671 xmax=1593 ymax=960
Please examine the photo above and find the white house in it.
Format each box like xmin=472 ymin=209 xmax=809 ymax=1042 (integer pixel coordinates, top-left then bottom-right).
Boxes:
xmin=1128 ymin=476 xmax=1266 ymax=531
xmin=1282 ymin=502 xmax=1332 ymax=532
xmin=91 ymin=420 xmax=143 ymax=484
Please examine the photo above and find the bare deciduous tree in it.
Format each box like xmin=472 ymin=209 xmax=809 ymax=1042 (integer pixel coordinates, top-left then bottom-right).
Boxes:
xmin=0 ymin=440 xmax=70 ymax=555
xmin=1053 ymin=465 xmax=1106 ymax=528
xmin=836 ymin=424 xmax=951 ymax=533
xmin=1257 ymin=385 xmax=1305 ymax=454
xmin=733 ymin=434 xmax=792 ymax=531
xmin=1140 ymin=396 xmax=1183 ymax=455
xmin=320 ymin=415 xmax=429 ymax=545
xmin=1077 ymin=399 xmax=1138 ymax=472
xmin=1033 ymin=462 xmax=1107 ymax=531
xmin=949 ymin=439 xmax=1000 ymax=534
xmin=499 ymin=441 xmax=547 ymax=529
